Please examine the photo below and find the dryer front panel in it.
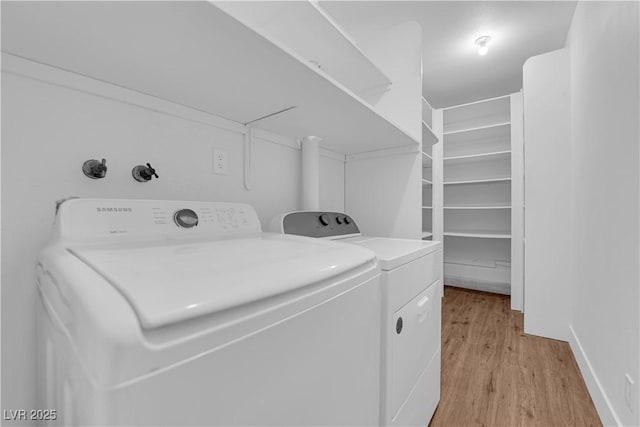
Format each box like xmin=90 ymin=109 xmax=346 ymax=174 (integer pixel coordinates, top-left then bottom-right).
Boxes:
xmin=390 ymin=279 xmax=441 ymax=419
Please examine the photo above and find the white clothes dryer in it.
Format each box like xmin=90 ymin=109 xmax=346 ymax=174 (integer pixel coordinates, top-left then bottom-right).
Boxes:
xmin=269 ymin=211 xmax=443 ymax=427
xmin=36 ymin=199 xmax=382 ymax=426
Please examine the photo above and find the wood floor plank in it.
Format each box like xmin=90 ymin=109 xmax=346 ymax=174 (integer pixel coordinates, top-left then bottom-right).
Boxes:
xmin=429 ymin=286 xmax=601 ymax=427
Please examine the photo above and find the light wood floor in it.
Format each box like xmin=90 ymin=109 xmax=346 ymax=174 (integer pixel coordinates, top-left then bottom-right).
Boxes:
xmin=429 ymin=286 xmax=601 ymax=427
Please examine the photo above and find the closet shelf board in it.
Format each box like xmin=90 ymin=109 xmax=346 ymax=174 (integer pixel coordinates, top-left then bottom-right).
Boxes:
xmin=444 ymin=150 xmax=511 ymax=161
xmin=1 ymin=1 xmax=418 ymax=155
xmin=443 ymin=231 xmax=512 ymax=239
xmin=444 ymin=205 xmax=511 ymax=210
xmin=443 ymin=121 xmax=511 ymax=136
xmin=444 ymin=177 xmax=512 ymax=185
xmin=422 ymin=121 xmax=439 ymax=145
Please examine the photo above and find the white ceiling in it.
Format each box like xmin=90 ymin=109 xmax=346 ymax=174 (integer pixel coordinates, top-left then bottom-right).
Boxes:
xmin=321 ymin=1 xmax=577 ymax=108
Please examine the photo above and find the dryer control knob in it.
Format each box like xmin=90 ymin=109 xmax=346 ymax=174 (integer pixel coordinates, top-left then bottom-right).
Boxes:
xmin=174 ymin=209 xmax=199 ymax=228
xmin=319 ymin=214 xmax=331 ymax=226
xmin=343 ymin=216 xmax=351 ymax=225
xmin=396 ymin=317 xmax=403 ymax=334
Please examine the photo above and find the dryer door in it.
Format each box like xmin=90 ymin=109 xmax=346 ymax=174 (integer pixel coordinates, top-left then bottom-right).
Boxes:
xmin=390 ymin=279 xmax=441 ymax=418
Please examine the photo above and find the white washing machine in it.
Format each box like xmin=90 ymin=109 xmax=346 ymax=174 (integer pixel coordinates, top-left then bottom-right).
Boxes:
xmin=35 ymin=199 xmax=383 ymax=426
xmin=269 ymin=211 xmax=443 ymax=427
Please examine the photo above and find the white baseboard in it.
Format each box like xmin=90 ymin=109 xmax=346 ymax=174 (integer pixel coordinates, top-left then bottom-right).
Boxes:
xmin=568 ymin=325 xmax=621 ymax=426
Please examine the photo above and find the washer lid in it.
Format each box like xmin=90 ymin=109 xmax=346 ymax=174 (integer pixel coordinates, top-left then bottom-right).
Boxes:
xmin=344 ymin=237 xmax=441 ymax=271
xmin=69 ymin=233 xmax=376 ymax=329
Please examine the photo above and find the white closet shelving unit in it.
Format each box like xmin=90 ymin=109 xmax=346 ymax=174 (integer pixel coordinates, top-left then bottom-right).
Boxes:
xmin=2 ymin=1 xmax=420 ymax=155
xmin=441 ymin=93 xmax=523 ymax=301
xmin=421 ymin=97 xmax=440 ymax=240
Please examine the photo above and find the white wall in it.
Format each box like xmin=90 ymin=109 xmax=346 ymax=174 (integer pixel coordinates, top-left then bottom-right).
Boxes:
xmin=319 ymin=151 xmax=346 ymax=212
xmin=1 ymin=55 xmax=344 ymax=419
xmin=345 ymin=149 xmax=421 ymax=238
xmin=566 ymin=2 xmax=639 ymax=425
xmin=522 ymin=49 xmax=572 ymax=341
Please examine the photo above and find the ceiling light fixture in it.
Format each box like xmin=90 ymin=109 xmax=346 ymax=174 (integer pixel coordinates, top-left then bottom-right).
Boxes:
xmin=475 ymin=35 xmax=491 ymax=56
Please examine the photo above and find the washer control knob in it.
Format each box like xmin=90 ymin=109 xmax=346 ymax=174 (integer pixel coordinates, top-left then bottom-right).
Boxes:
xmin=174 ymin=209 xmax=199 ymax=228
xmin=319 ymin=213 xmax=331 ymax=226
xmin=336 ymin=216 xmax=343 ymax=225
xmin=343 ymin=216 xmax=351 ymax=225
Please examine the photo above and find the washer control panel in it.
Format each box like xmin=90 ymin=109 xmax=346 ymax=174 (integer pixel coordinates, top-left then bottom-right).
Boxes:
xmin=281 ymin=211 xmax=360 ymax=238
xmin=54 ymin=199 xmax=262 ymax=241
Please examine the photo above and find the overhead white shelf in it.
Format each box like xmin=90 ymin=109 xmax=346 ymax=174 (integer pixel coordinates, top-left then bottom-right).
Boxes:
xmin=422 ymin=206 xmax=433 ymax=209
xmin=444 ymin=239 xmax=511 ymax=268
xmin=443 ymin=95 xmax=511 ymax=133
xmin=444 ymin=177 xmax=512 ymax=185
xmin=445 ymin=258 xmax=511 ymax=270
xmin=421 ymin=231 xmax=433 ymax=239
xmin=444 ymin=205 xmax=511 ymax=210
xmin=443 ymin=121 xmax=511 ymax=136
xmin=215 ymin=1 xmax=391 ymax=99
xmin=444 ymin=154 xmax=510 ymax=185
xmin=422 ymin=178 xmax=433 ymax=186
xmin=421 ymin=97 xmax=434 ymax=129
xmin=443 ymin=122 xmax=511 ymax=158
xmin=2 ymin=1 xmax=418 ymax=155
xmin=422 ymin=151 xmax=433 ymax=166
xmin=444 ymin=150 xmax=511 ymax=161
xmin=422 ymin=121 xmax=439 ymax=145
xmin=444 ymin=231 xmax=512 ymax=239
xmin=444 ymin=182 xmax=511 ymax=207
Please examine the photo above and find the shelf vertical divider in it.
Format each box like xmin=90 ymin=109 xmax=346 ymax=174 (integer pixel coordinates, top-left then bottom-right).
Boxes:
xmin=432 ymin=108 xmax=444 ymax=245
xmin=510 ymin=91 xmax=525 ymax=311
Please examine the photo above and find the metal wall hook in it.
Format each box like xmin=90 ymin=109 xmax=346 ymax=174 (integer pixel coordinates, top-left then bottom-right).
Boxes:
xmin=242 ymin=106 xmax=297 ymax=192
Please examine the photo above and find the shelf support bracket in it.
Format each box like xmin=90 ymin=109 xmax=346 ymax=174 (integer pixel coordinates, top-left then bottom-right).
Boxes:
xmin=242 ymin=106 xmax=297 ymax=191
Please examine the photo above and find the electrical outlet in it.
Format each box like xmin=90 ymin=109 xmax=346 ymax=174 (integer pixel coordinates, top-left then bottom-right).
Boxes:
xmin=213 ymin=148 xmax=228 ymax=175
xmin=625 ymin=373 xmax=636 ymax=412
